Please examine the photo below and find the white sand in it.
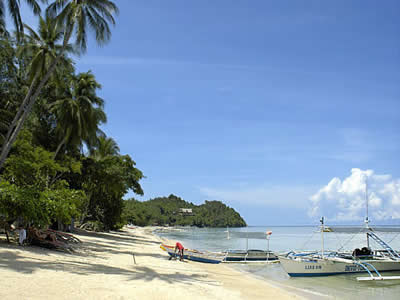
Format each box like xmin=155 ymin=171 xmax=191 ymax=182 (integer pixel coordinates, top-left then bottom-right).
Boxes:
xmin=0 ymin=227 xmax=305 ymax=299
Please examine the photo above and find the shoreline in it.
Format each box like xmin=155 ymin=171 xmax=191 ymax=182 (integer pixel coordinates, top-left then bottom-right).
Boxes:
xmin=0 ymin=226 xmax=305 ymax=299
xmin=154 ymin=228 xmax=318 ymax=299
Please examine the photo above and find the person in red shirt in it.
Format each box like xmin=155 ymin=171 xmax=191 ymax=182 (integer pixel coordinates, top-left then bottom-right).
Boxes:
xmin=175 ymin=242 xmax=184 ymax=261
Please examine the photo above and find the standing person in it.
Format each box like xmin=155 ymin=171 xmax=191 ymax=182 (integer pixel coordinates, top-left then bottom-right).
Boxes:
xmin=18 ymin=225 xmax=26 ymax=246
xmin=175 ymin=242 xmax=184 ymax=261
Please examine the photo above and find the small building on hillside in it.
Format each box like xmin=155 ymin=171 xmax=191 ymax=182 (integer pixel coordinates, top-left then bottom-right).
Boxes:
xmin=179 ymin=208 xmax=194 ymax=216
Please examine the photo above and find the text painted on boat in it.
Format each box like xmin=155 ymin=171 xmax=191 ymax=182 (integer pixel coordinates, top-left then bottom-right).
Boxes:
xmin=305 ymin=265 xmax=322 ymax=270
xmin=345 ymin=265 xmax=365 ymax=272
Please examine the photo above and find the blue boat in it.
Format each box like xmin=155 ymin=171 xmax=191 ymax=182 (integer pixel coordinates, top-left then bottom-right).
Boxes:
xmin=160 ymin=244 xmax=223 ymax=264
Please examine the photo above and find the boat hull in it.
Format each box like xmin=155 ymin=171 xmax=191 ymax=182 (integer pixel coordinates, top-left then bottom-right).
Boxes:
xmin=280 ymin=256 xmax=400 ymax=277
xmin=161 ymin=244 xmax=222 ymax=264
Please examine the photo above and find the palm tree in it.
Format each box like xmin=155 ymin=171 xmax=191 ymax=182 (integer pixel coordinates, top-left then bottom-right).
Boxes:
xmin=0 ymin=0 xmax=118 ymax=169
xmin=90 ymin=136 xmax=119 ymax=160
xmin=50 ymin=71 xmax=107 ymax=158
xmin=0 ymin=37 xmax=19 ymax=145
xmin=0 ymin=101 xmax=14 ymax=144
xmin=0 ymin=0 xmax=45 ymax=39
xmin=0 ymin=14 xmax=73 ymax=161
xmin=18 ymin=15 xmax=75 ymax=82
xmin=47 ymin=0 xmax=118 ymax=53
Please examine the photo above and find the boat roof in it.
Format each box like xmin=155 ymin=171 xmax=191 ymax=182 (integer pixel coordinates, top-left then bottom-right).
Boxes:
xmin=328 ymin=226 xmax=400 ymax=233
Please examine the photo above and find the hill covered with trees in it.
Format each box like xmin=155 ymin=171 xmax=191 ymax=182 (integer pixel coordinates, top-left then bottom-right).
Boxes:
xmin=123 ymin=195 xmax=247 ymax=227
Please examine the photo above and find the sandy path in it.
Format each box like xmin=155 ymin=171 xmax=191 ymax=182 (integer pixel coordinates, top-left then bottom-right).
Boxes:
xmin=0 ymin=227 xmax=305 ymax=300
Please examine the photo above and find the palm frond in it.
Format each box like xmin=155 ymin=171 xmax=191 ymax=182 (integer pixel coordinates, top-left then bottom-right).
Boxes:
xmin=50 ymin=70 xmax=107 ymax=155
xmin=23 ymin=0 xmax=43 ymax=15
xmin=75 ymin=5 xmax=87 ymax=53
xmin=46 ymin=0 xmax=67 ymax=18
xmin=8 ymin=0 xmax=23 ymax=39
xmin=19 ymin=14 xmax=74 ymax=82
xmin=23 ymin=22 xmax=41 ymax=42
xmin=0 ymin=1 xmax=5 ymax=30
xmin=0 ymin=1 xmax=4 ymax=20
xmin=46 ymin=0 xmax=118 ymax=53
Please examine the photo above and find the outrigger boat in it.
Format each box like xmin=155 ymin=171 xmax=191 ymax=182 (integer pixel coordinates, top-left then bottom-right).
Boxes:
xmin=160 ymin=244 xmax=224 ymax=264
xmin=280 ymin=223 xmax=400 ymax=280
xmin=222 ymin=229 xmax=278 ymax=263
xmin=223 ymin=249 xmax=278 ymax=262
xmin=280 ymin=181 xmax=400 ymax=281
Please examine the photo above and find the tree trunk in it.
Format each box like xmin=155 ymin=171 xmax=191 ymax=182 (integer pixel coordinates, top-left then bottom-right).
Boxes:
xmin=0 ymin=56 xmax=61 ymax=169
xmin=4 ymin=225 xmax=10 ymax=243
xmin=2 ymin=74 xmax=39 ymax=146
xmin=53 ymin=138 xmax=66 ymax=159
xmin=0 ymin=27 xmax=73 ymax=170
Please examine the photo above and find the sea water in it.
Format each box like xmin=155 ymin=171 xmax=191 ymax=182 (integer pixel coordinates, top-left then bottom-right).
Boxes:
xmin=156 ymin=226 xmax=400 ymax=300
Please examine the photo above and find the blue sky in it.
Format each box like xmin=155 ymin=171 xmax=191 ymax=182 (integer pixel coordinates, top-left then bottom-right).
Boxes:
xmin=16 ymin=1 xmax=400 ymax=225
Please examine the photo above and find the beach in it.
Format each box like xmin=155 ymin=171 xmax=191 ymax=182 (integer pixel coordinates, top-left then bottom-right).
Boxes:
xmin=0 ymin=227 xmax=303 ymax=300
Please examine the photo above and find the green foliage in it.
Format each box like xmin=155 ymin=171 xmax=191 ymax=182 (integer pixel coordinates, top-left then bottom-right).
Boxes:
xmin=0 ymin=3 xmax=144 ymax=232
xmin=0 ymin=180 xmax=85 ymax=226
xmin=81 ymin=153 xmax=144 ymax=230
xmin=0 ymin=0 xmax=120 ymax=171
xmin=49 ymin=71 xmax=107 ymax=156
xmin=0 ymin=180 xmax=43 ymax=224
xmin=0 ymin=131 xmax=86 ymax=226
xmin=123 ymin=195 xmax=247 ymax=228
xmin=19 ymin=15 xmax=75 ymax=83
xmin=0 ymin=37 xmax=25 ymax=145
xmin=0 ymin=1 xmax=44 ymax=40
xmin=2 ymin=130 xmax=66 ymax=188
xmin=41 ymin=186 xmax=85 ymax=225
xmin=195 ymin=200 xmax=246 ymax=227
xmin=46 ymin=0 xmax=119 ymax=53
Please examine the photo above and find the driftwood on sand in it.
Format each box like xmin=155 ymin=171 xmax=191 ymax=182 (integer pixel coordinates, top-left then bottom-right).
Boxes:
xmin=27 ymin=227 xmax=81 ymax=252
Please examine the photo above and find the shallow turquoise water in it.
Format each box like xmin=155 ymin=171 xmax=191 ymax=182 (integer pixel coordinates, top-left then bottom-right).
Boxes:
xmin=157 ymin=226 xmax=400 ymax=299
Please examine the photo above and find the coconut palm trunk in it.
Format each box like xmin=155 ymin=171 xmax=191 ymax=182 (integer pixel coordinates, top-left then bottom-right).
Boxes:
xmin=0 ymin=21 xmax=74 ymax=169
xmin=53 ymin=137 xmax=67 ymax=159
xmin=1 ymin=74 xmax=38 ymax=146
xmin=0 ymin=51 xmax=64 ymax=169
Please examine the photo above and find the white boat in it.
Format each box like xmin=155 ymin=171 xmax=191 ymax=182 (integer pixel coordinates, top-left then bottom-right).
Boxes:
xmin=280 ymin=181 xmax=400 ymax=281
xmin=280 ymin=242 xmax=400 ymax=278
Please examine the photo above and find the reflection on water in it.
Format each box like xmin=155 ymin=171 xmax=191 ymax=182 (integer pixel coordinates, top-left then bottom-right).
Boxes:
xmin=157 ymin=226 xmax=400 ymax=300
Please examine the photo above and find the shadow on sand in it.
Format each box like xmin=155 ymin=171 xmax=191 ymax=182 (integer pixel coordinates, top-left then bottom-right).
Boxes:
xmin=0 ymin=230 xmax=218 ymax=287
xmin=0 ymin=250 xmax=217 ymax=286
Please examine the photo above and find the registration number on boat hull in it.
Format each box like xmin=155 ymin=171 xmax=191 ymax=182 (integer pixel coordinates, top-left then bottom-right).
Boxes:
xmin=345 ymin=265 xmax=364 ymax=272
xmin=305 ymin=265 xmax=322 ymax=270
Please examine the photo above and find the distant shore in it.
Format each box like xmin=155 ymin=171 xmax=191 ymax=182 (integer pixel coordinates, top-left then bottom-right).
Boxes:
xmin=0 ymin=227 xmax=304 ymax=299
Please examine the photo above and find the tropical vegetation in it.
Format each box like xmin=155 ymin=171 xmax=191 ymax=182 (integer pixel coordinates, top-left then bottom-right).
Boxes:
xmin=0 ymin=0 xmax=145 ymax=231
xmin=123 ymin=195 xmax=247 ymax=228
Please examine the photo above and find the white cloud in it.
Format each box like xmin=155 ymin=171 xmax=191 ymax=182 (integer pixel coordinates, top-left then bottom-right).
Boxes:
xmin=309 ymin=168 xmax=400 ymax=222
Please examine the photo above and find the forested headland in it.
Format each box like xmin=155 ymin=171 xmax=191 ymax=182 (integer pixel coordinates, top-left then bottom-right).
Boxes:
xmin=123 ymin=195 xmax=247 ymax=228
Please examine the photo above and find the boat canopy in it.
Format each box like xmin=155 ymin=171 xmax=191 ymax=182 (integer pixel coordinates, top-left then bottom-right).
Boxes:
xmin=328 ymin=226 xmax=400 ymax=233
